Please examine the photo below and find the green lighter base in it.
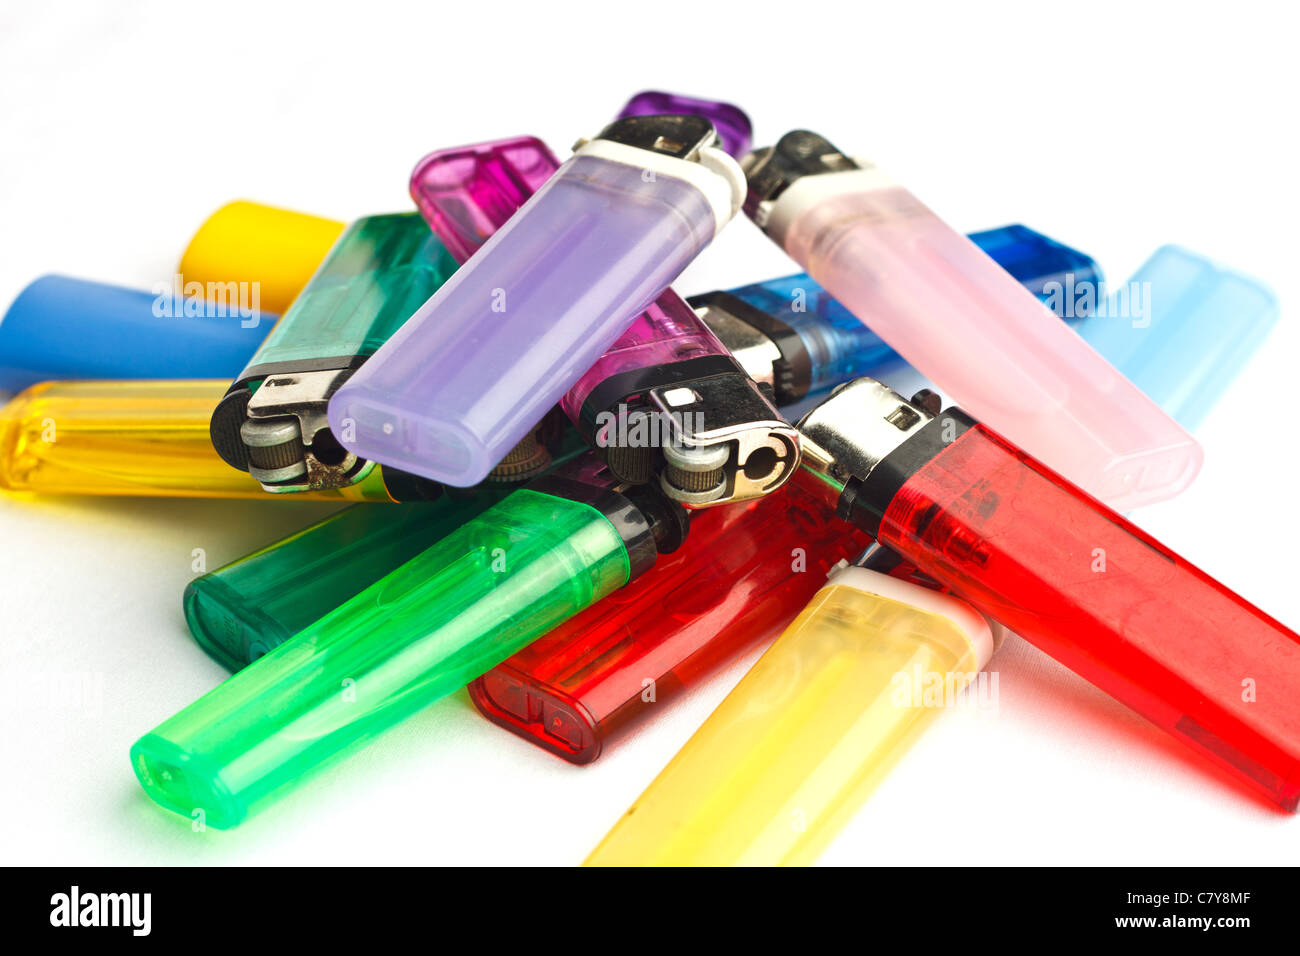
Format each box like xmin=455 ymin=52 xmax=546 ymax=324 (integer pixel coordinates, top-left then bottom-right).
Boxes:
xmin=131 ymin=734 xmax=246 ymax=831
xmin=184 ymin=575 xmax=292 ymax=672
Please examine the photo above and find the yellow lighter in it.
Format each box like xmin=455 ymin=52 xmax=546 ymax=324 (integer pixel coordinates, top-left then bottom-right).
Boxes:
xmin=0 ymin=380 xmax=397 ymax=500
xmin=585 ymin=565 xmax=1000 ymax=867
xmin=178 ymin=201 xmax=344 ymax=316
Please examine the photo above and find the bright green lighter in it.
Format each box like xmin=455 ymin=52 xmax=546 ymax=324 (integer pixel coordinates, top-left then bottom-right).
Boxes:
xmin=131 ymin=453 xmax=687 ymax=829
xmin=184 ymin=494 xmax=507 ymax=671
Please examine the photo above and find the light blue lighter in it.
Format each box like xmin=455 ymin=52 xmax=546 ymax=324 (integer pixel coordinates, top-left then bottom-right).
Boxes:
xmin=1075 ymin=246 xmax=1279 ymax=432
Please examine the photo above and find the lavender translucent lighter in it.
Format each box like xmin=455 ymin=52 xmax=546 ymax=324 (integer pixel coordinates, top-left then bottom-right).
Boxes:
xmin=410 ymin=142 xmax=721 ymax=416
xmin=330 ymin=116 xmax=746 ymax=487
xmin=743 ymin=131 xmax=1201 ymax=510
xmin=410 ymin=134 xmax=796 ymax=505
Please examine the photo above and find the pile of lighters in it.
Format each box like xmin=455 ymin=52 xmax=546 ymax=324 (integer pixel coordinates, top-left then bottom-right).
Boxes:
xmin=0 ymin=91 xmax=1294 ymax=865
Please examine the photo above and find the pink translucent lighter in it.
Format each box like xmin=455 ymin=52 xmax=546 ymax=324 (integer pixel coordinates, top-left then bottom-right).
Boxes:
xmin=743 ymin=131 xmax=1202 ymax=510
xmin=409 ymin=135 xmax=796 ymax=507
xmin=409 ymin=136 xmax=559 ymax=264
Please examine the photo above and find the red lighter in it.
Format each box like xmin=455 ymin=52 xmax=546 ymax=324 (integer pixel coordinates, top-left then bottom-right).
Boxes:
xmin=469 ymin=469 xmax=874 ymax=763
xmin=797 ymin=378 xmax=1300 ymax=810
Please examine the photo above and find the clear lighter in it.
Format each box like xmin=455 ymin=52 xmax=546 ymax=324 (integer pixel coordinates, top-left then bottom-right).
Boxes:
xmin=210 ymin=213 xmax=458 ymax=493
xmin=692 ymin=224 xmax=1103 ymax=407
xmin=330 ymin=115 xmax=747 ymax=487
xmin=0 ymin=379 xmax=438 ymax=501
xmin=585 ymin=567 xmax=997 ymax=866
xmin=742 ymin=131 xmax=1201 ymax=510
xmin=411 ymin=134 xmax=796 ymax=506
xmin=130 ymin=453 xmax=687 ymax=828
xmin=797 ymin=378 xmax=1300 ymax=811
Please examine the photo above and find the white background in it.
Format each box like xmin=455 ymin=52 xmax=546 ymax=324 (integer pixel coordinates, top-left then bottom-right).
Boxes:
xmin=2 ymin=0 xmax=1298 ymax=865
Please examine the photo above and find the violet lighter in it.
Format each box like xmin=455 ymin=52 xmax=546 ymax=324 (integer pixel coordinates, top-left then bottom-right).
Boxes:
xmin=329 ymin=115 xmax=747 ymax=487
xmin=411 ymin=134 xmax=796 ymax=507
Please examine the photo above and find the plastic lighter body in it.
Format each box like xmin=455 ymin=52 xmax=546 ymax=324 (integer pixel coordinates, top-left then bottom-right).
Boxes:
xmin=469 ymin=237 xmax=1272 ymax=769
xmin=179 ymin=201 xmax=345 ymax=316
xmin=186 ymin=496 xmax=506 ymax=670
xmin=694 ymin=224 xmax=1103 ymax=407
xmin=411 ymin=134 xmax=796 ymax=506
xmin=743 ymin=131 xmax=1201 ymax=510
xmin=798 ymin=379 xmax=1300 ymax=811
xmin=969 ymin=223 xmax=1101 ymax=303
xmin=330 ymin=115 xmax=747 ymax=488
xmin=131 ymin=453 xmax=684 ymax=828
xmin=210 ymin=213 xmax=458 ymax=493
xmin=1073 ymin=245 xmax=1279 ymax=432
xmin=0 ymin=379 xmax=395 ymax=500
xmin=0 ymin=276 xmax=271 ymax=394
xmin=564 ymin=290 xmax=798 ymax=505
xmin=410 ymin=135 xmax=560 ymax=263
xmin=470 ymin=469 xmax=874 ymax=763
xmin=615 ymin=91 xmax=752 ymax=159
xmin=586 ymin=568 xmax=995 ymax=866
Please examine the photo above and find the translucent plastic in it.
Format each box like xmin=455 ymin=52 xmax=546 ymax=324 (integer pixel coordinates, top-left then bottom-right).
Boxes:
xmin=0 ymin=380 xmax=390 ymax=500
xmin=0 ymin=275 xmax=270 ymax=393
xmin=186 ymin=496 xmax=505 ymax=670
xmin=1074 ymin=245 xmax=1279 ymax=432
xmin=726 ymin=272 xmax=905 ymax=397
xmin=244 ymin=213 xmax=457 ymax=369
xmin=560 ymin=291 xmax=728 ymax=420
xmin=470 ymin=472 xmax=873 ymax=762
xmin=410 ymin=135 xmax=731 ymax=429
xmin=779 ymin=177 xmax=1201 ymax=510
xmin=329 ymin=153 xmax=720 ymax=487
xmin=616 ymin=91 xmax=752 ymax=158
xmin=585 ymin=576 xmax=981 ymax=866
xmin=717 ymin=224 xmax=1100 ymax=402
xmin=409 ymin=137 xmax=561 ymax=263
xmin=131 ymin=489 xmax=631 ymax=828
xmin=879 ymin=424 xmax=1300 ymax=811
xmin=178 ymin=201 xmax=344 ymax=315
xmin=966 ymin=223 xmax=1103 ymax=305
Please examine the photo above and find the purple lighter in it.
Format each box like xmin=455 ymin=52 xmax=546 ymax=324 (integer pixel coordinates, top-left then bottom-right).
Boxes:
xmin=616 ymin=91 xmax=753 ymax=159
xmin=330 ymin=115 xmax=747 ymax=489
xmin=410 ymin=133 xmax=796 ymax=507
